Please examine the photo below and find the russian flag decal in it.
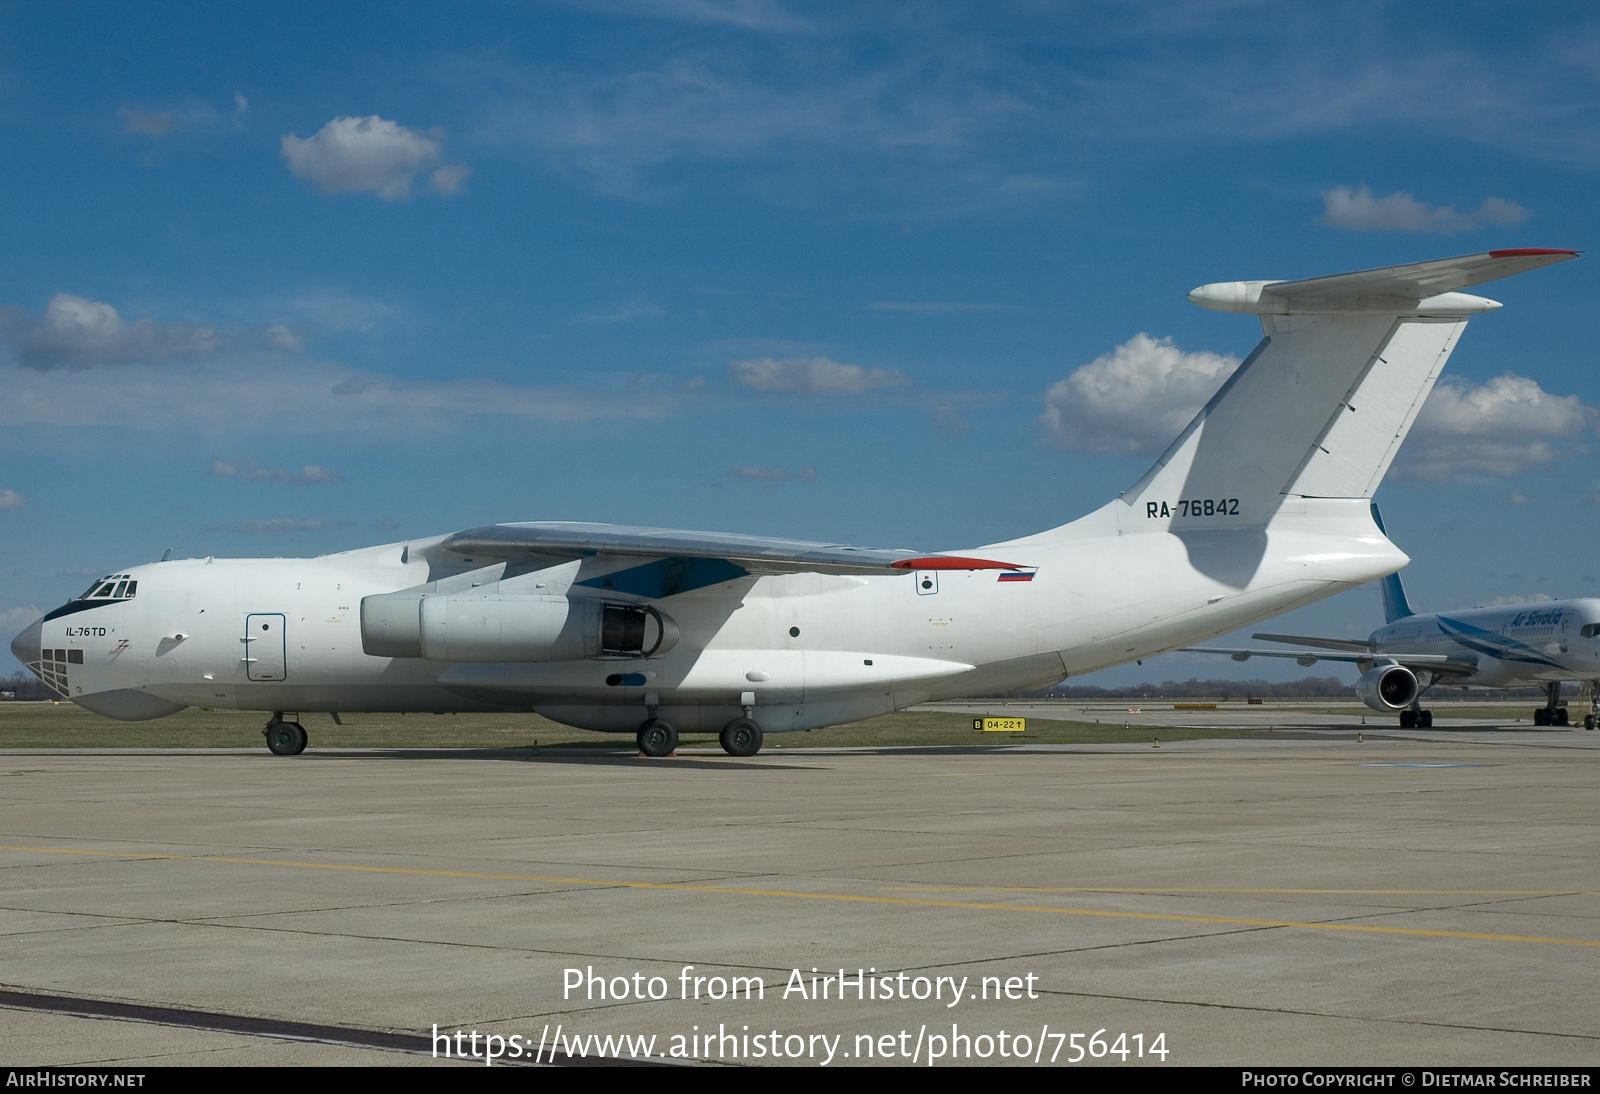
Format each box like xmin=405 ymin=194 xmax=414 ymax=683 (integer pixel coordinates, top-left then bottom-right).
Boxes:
xmin=997 ymin=570 xmax=1036 ymax=582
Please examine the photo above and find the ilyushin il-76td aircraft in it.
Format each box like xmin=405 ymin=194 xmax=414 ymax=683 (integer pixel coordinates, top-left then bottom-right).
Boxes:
xmin=11 ymin=249 xmax=1578 ymax=757
xmin=1186 ymin=507 xmax=1600 ymax=730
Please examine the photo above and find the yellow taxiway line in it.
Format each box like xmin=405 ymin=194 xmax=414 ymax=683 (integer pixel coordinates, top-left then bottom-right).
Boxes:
xmin=4 ymin=843 xmax=1597 ymax=949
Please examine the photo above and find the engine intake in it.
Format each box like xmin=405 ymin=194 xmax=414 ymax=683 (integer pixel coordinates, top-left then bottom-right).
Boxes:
xmin=1354 ymin=663 xmax=1418 ymax=712
xmin=361 ymin=592 xmax=678 ymax=662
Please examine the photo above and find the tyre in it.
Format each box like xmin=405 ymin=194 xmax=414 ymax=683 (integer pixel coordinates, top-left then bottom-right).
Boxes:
xmin=636 ymin=718 xmax=678 ymax=757
xmin=266 ymin=722 xmax=307 ymax=756
xmin=719 ymin=717 xmax=764 ymax=757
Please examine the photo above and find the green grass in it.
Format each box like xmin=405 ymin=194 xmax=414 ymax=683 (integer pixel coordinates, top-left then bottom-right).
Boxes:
xmin=0 ymin=702 xmax=1262 ymax=750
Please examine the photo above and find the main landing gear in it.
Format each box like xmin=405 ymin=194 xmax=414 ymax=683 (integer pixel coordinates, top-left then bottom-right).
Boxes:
xmin=636 ymin=710 xmax=768 ymax=758
xmin=264 ymin=713 xmax=307 ymax=755
xmin=637 ymin=718 xmax=678 ymax=757
xmin=719 ymin=717 xmax=764 ymax=757
xmin=1398 ymin=705 xmax=1432 ymax=728
xmin=1533 ymin=682 xmax=1570 ymax=727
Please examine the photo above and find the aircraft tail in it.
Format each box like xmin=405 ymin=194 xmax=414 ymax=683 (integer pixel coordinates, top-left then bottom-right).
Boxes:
xmin=1112 ymin=250 xmax=1577 ymax=532
xmin=1369 ymin=503 xmax=1414 ymax=623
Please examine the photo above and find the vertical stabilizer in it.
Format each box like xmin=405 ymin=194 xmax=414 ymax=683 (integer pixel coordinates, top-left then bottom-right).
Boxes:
xmin=1369 ymin=503 xmax=1414 ymax=623
xmin=1112 ymin=249 xmax=1577 ymax=535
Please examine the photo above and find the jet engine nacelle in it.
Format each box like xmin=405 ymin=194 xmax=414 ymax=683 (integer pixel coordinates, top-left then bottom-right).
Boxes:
xmin=1354 ymin=663 xmax=1419 ymax=712
xmin=360 ymin=592 xmax=678 ymax=662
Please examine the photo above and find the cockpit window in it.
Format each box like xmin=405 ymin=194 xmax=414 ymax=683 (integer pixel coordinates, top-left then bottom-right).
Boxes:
xmin=1583 ymin=623 xmax=1599 ymax=638
xmin=77 ymin=575 xmax=137 ymax=601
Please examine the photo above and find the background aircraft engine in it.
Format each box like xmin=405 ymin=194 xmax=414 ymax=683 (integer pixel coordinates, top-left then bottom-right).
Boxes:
xmin=360 ymin=593 xmax=678 ymax=662
xmin=1354 ymin=664 xmax=1419 ymax=712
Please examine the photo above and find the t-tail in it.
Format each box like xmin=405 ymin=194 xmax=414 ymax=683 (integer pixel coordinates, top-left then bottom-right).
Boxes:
xmin=1113 ymin=249 xmax=1578 ymax=534
xmin=1369 ymin=503 xmax=1415 ymax=624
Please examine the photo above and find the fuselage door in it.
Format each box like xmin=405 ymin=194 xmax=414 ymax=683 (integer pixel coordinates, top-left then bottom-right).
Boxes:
xmin=244 ymin=614 xmax=287 ymax=681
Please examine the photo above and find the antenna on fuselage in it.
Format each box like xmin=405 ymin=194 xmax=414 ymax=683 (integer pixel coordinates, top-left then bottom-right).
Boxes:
xmin=160 ymin=548 xmax=173 ymax=562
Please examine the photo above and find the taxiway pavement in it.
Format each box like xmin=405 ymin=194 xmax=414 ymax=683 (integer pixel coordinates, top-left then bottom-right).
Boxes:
xmin=1 ymin=726 xmax=1596 ymax=1066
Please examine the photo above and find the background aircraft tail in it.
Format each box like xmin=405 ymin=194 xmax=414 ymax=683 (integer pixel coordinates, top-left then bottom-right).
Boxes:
xmin=1111 ymin=250 xmax=1576 ymax=533
xmin=1370 ymin=503 xmax=1415 ymax=623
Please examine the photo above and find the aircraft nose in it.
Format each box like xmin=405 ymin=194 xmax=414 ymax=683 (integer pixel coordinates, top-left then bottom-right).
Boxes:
xmin=10 ymin=618 xmax=42 ymax=666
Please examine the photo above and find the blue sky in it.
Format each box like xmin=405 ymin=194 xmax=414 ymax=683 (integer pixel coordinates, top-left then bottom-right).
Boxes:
xmin=3 ymin=1 xmax=1598 ymax=684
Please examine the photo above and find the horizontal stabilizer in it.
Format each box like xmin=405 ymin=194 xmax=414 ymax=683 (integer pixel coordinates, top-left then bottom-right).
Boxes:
xmin=1189 ymin=248 xmax=1577 ymax=316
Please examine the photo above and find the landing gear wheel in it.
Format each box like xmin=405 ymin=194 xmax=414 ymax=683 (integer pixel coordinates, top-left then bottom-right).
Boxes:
xmin=1418 ymin=710 xmax=1433 ymax=728
xmin=265 ymin=722 xmax=307 ymax=756
xmin=719 ymin=717 xmax=764 ymax=757
xmin=636 ymin=718 xmax=677 ymax=757
xmin=1534 ymin=708 xmax=1550 ymax=726
xmin=1586 ymin=714 xmax=1596 ymax=731
xmin=1555 ymin=708 xmax=1570 ymax=727
xmin=1399 ymin=710 xmax=1416 ymax=728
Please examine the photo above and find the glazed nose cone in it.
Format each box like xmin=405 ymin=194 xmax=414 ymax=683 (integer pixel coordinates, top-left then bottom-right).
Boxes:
xmin=10 ymin=618 xmax=42 ymax=666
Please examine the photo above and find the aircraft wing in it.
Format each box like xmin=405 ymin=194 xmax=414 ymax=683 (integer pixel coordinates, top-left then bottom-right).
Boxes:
xmin=1252 ymin=632 xmax=1375 ymax=652
xmin=440 ymin=522 xmax=1026 ymax=577
xmin=1182 ymin=647 xmax=1476 ymax=676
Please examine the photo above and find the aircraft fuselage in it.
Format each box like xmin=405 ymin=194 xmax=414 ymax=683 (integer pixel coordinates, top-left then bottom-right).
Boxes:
xmin=18 ymin=498 xmax=1401 ymax=735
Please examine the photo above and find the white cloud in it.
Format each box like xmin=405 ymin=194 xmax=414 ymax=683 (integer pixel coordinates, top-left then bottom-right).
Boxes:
xmin=264 ymin=324 xmax=303 ymax=351
xmin=727 ymin=355 xmax=910 ymax=394
xmin=573 ymin=300 xmax=666 ymax=325
xmin=931 ymin=404 xmax=970 ymax=438
xmin=118 ymin=99 xmax=241 ymax=137
xmin=281 ymin=116 xmax=468 ymax=201
xmin=1041 ymin=334 xmax=1238 ymax=457
xmin=1394 ymin=374 xmax=1595 ymax=481
xmin=0 ymin=360 xmax=682 ymax=436
xmin=200 ymin=518 xmax=354 ymax=534
xmin=0 ymin=294 xmax=221 ymax=370
xmin=0 ymin=606 xmax=42 ymax=633
xmin=279 ymin=288 xmax=395 ymax=333
xmin=1320 ymin=185 xmax=1529 ymax=233
xmin=1479 ymin=593 xmax=1555 ymax=607
xmin=0 ymin=490 xmax=24 ymax=511
xmin=476 ymin=46 xmax=1043 ymax=204
xmin=208 ymin=457 xmax=344 ymax=485
xmin=428 ymin=163 xmax=472 ymax=195
xmin=868 ymin=301 xmax=1023 ymax=314
xmin=728 ymin=465 xmax=816 ymax=484
xmin=591 ymin=0 xmax=811 ymax=32
xmin=119 ymin=108 xmax=172 ymax=136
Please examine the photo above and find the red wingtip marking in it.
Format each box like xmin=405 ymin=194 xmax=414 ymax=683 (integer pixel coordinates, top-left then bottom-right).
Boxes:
xmin=893 ymin=556 xmax=1022 ymax=571
xmin=1488 ymin=248 xmax=1580 ymax=258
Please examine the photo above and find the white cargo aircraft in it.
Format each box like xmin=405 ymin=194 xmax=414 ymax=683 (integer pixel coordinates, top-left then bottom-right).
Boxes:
xmin=11 ymin=249 xmax=1578 ymax=757
xmin=1185 ymin=506 xmax=1600 ymax=729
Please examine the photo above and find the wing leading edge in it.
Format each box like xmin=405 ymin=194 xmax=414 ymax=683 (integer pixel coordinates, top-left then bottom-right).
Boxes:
xmin=441 ymin=522 xmax=1024 ymax=577
xmin=1180 ymin=645 xmax=1476 ymax=677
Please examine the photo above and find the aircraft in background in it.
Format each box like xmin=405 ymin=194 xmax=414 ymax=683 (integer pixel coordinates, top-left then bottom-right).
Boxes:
xmin=11 ymin=249 xmax=1578 ymax=756
xmin=1190 ymin=502 xmax=1600 ymax=726
xmin=1184 ymin=513 xmax=1600 ymax=729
